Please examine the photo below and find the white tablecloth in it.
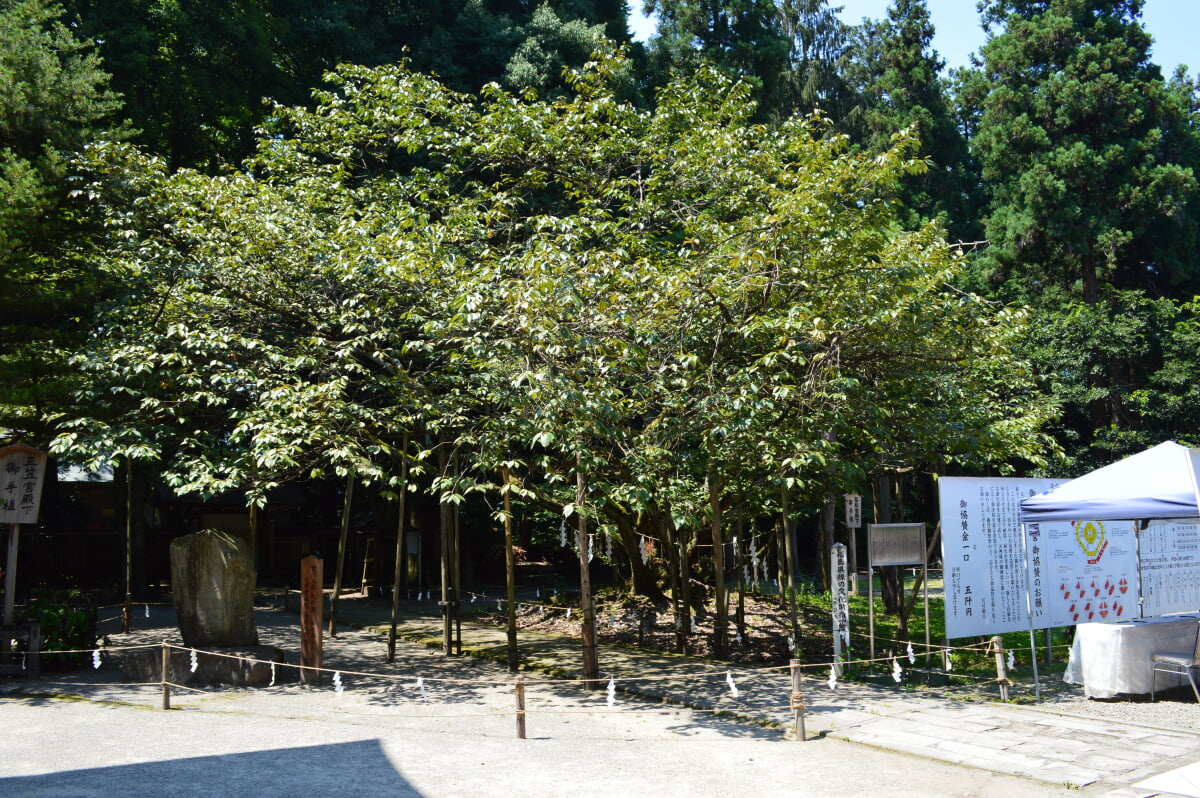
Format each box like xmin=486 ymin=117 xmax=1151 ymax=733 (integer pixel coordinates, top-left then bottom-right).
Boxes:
xmin=1064 ymin=613 xmax=1200 ymax=698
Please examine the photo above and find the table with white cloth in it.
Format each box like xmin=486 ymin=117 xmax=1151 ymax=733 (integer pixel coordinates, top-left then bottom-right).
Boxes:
xmin=1064 ymin=612 xmax=1200 ymax=698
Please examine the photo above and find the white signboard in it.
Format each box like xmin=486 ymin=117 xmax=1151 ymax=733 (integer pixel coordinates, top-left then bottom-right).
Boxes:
xmin=938 ymin=477 xmax=1068 ymax=639
xmin=0 ymin=445 xmax=48 ymax=524
xmin=831 ymin=543 xmax=850 ymax=647
xmin=1028 ymin=520 xmax=1139 ymax=626
xmin=1140 ymin=518 xmax=1200 ymax=616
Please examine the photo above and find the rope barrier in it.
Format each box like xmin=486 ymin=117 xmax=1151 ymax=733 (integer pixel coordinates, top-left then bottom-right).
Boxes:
xmin=14 ymin=634 xmax=1037 ymax=687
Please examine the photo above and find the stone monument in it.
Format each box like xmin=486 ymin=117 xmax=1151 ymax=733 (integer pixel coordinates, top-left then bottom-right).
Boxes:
xmin=170 ymin=529 xmax=258 ymax=647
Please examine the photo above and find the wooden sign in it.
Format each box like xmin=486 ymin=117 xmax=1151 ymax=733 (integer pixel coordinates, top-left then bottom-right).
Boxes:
xmin=0 ymin=445 xmax=47 ymax=525
xmin=300 ymin=555 xmax=323 ymax=685
xmin=844 ymin=493 xmax=862 ymax=529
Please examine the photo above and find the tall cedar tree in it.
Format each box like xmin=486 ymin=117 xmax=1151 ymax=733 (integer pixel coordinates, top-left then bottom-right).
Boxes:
xmin=968 ymin=0 xmax=1198 ymax=305
xmin=850 ymin=0 xmax=979 ymax=243
xmin=0 ymin=0 xmax=125 ymax=448
xmin=644 ymin=0 xmax=857 ymax=122
xmin=968 ymin=0 xmax=1200 ymax=469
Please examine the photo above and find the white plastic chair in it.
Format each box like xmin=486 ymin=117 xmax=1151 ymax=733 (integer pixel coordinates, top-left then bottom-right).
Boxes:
xmin=1150 ymin=621 xmax=1200 ymax=702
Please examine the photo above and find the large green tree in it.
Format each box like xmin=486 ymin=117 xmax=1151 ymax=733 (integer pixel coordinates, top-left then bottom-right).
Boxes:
xmin=0 ymin=0 xmax=125 ymax=447
xmin=60 ymin=0 xmax=632 ymax=170
xmin=963 ymin=0 xmax=1200 ymax=468
xmin=849 ymin=0 xmax=979 ymax=242
xmin=968 ymin=0 xmax=1198 ymax=305
xmin=55 ymin=50 xmax=1055 ymax=634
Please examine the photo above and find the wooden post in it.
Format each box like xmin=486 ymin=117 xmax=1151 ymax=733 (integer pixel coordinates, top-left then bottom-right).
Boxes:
xmin=992 ymin=636 xmax=1010 ymax=702
xmin=3 ymin=523 xmax=18 ymax=627
xmin=790 ymin=658 xmax=806 ymax=741
xmin=388 ymin=432 xmax=409 ymax=663
xmin=329 ymin=474 xmax=354 ymax=636
xmin=439 ymin=447 xmax=453 ymax=655
xmin=300 ymin=555 xmax=324 ymax=685
xmin=161 ymin=641 xmax=171 ymax=710
xmin=123 ymin=465 xmax=132 ymax=634
xmin=515 ymin=675 xmax=526 ymax=739
xmin=451 ymin=452 xmax=463 ymax=656
xmin=26 ymin=621 xmax=40 ymax=679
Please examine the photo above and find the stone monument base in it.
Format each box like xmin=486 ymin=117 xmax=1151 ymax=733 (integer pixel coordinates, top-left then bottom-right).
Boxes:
xmin=121 ymin=645 xmax=290 ymax=686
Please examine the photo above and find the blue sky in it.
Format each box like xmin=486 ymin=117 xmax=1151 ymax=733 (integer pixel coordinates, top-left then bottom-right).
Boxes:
xmin=629 ymin=1 xmax=1198 ymax=78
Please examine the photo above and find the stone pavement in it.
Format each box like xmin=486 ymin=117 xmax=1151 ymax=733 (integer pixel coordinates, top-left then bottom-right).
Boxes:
xmin=326 ymin=595 xmax=1200 ymax=797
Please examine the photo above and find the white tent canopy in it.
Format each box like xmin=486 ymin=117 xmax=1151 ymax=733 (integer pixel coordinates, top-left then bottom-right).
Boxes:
xmin=1019 ymin=441 xmax=1200 ymax=523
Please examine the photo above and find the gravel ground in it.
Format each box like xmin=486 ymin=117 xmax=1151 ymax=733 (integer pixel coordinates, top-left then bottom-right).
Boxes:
xmin=1 ymin=606 xmax=1087 ymax=798
xmin=1040 ymin=682 xmax=1200 ymax=731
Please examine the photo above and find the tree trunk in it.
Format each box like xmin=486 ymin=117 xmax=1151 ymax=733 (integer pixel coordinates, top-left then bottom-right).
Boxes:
xmin=608 ymin=510 xmax=665 ymax=601
xmin=663 ymin=511 xmax=687 ymax=653
xmin=328 ymin=473 xmax=354 ymax=637
xmin=387 ymin=431 xmax=409 ymax=663
xmin=709 ymin=476 xmax=728 ymax=659
xmin=820 ymin=492 xmax=835 ymax=591
xmin=735 ymin=498 xmax=746 ymax=638
xmin=502 ymin=466 xmax=519 ymax=671
xmin=781 ymin=485 xmax=800 ymax=657
xmin=876 ymin=471 xmax=903 ymax=614
xmin=576 ymin=462 xmax=599 ymax=686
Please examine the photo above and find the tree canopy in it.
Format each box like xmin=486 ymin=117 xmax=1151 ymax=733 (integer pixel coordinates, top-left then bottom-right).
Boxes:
xmin=52 ymin=49 xmax=1054 ymax=595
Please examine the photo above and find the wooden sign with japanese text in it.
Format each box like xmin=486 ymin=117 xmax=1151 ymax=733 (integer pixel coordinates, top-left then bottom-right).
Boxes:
xmin=0 ymin=445 xmax=47 ymax=525
xmin=300 ymin=555 xmax=323 ymax=685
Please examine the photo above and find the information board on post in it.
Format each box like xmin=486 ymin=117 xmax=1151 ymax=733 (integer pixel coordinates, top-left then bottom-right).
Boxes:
xmin=844 ymin=493 xmax=861 ymax=529
xmin=938 ymin=477 xmax=1068 ymax=639
xmin=1027 ymin=520 xmax=1139 ymax=627
xmin=831 ymin=543 xmax=849 ymax=663
xmin=0 ymin=444 xmax=47 ymax=525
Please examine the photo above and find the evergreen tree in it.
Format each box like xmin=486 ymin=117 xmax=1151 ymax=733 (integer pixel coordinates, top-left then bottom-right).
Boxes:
xmin=643 ymin=0 xmax=790 ymax=116
xmin=971 ymin=0 xmax=1198 ymax=304
xmin=0 ymin=0 xmax=125 ymax=446
xmin=643 ymin=0 xmax=858 ymax=122
xmin=970 ymin=0 xmax=1200 ymax=467
xmin=850 ymin=0 xmax=979 ymax=242
xmin=772 ymin=0 xmax=857 ymax=122
xmin=61 ymin=0 xmax=632 ymax=170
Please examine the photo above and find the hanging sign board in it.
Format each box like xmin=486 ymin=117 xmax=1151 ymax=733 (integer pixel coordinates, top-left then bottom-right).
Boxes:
xmin=0 ymin=444 xmax=47 ymax=525
xmin=1027 ymin=520 xmax=1139 ymax=627
xmin=865 ymin=524 xmax=930 ymax=669
xmin=1140 ymin=518 xmax=1200 ymax=616
xmin=844 ymin=493 xmax=862 ymax=529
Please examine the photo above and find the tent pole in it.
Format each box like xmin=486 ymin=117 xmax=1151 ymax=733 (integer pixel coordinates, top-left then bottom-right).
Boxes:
xmin=1021 ymin=522 xmax=1042 ymax=703
xmin=1135 ymin=520 xmax=1145 ymax=619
